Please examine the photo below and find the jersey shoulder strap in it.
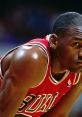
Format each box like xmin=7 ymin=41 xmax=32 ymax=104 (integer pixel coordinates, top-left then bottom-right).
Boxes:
xmin=73 ymin=73 xmax=81 ymax=85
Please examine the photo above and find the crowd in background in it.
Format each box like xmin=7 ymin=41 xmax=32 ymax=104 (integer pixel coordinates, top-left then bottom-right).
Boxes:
xmin=0 ymin=1 xmax=82 ymax=116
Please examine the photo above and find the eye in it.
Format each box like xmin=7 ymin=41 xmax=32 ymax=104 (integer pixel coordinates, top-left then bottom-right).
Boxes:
xmin=75 ymin=42 xmax=80 ymax=46
xmin=73 ymin=42 xmax=80 ymax=48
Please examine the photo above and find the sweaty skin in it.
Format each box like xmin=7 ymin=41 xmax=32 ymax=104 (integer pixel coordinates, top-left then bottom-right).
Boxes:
xmin=0 ymin=45 xmax=48 ymax=117
xmin=1 ymin=26 xmax=82 ymax=117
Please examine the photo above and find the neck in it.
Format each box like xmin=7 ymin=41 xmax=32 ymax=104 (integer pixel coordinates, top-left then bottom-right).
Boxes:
xmin=51 ymin=57 xmax=69 ymax=75
xmin=50 ymin=49 xmax=69 ymax=75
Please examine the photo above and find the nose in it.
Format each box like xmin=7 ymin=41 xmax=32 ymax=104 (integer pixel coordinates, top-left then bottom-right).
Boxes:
xmin=78 ymin=50 xmax=82 ymax=60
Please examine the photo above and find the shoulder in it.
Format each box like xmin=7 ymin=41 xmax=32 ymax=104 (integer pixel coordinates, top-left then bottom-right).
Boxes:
xmin=15 ymin=44 xmax=48 ymax=61
xmin=1 ymin=45 xmax=48 ymax=87
xmin=12 ymin=45 xmax=48 ymax=69
xmin=1 ymin=45 xmax=48 ymax=73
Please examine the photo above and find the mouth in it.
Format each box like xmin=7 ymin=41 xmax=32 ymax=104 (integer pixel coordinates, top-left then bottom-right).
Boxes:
xmin=77 ymin=61 xmax=82 ymax=64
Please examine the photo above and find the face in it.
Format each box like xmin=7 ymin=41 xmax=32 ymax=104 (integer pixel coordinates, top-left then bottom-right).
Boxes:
xmin=57 ymin=26 xmax=82 ymax=72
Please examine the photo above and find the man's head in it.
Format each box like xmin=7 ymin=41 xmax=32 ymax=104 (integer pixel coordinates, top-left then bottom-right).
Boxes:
xmin=49 ymin=12 xmax=82 ymax=73
xmin=52 ymin=12 xmax=82 ymax=36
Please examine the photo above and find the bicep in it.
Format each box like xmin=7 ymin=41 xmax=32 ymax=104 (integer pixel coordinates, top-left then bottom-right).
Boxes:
xmin=0 ymin=77 xmax=16 ymax=110
xmin=0 ymin=45 xmax=48 ymax=116
xmin=9 ymin=45 xmax=48 ymax=89
xmin=0 ymin=61 xmax=3 ymax=90
xmin=0 ymin=75 xmax=26 ymax=117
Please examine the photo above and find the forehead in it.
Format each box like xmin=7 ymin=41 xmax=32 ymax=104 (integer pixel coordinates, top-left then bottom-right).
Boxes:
xmin=65 ymin=26 xmax=82 ymax=39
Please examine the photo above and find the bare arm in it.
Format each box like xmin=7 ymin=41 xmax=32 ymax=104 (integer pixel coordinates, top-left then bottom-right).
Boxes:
xmin=0 ymin=73 xmax=3 ymax=91
xmin=0 ymin=45 xmax=47 ymax=117
xmin=0 ymin=60 xmax=3 ymax=90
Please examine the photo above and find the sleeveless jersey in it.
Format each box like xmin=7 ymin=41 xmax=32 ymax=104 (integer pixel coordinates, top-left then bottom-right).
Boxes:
xmin=15 ymin=35 xmax=80 ymax=117
xmin=0 ymin=35 xmax=80 ymax=117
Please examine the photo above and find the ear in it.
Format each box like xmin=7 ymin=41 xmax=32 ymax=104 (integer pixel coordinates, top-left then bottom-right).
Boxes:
xmin=49 ymin=34 xmax=58 ymax=49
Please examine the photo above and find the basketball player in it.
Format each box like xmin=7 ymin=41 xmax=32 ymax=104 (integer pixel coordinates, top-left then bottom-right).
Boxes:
xmin=0 ymin=12 xmax=82 ymax=117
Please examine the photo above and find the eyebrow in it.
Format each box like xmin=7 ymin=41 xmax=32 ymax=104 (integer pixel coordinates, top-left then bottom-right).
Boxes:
xmin=73 ymin=37 xmax=82 ymax=41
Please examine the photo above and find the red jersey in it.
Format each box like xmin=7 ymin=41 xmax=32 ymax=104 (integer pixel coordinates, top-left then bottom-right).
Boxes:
xmin=15 ymin=35 xmax=80 ymax=117
xmin=0 ymin=35 xmax=80 ymax=117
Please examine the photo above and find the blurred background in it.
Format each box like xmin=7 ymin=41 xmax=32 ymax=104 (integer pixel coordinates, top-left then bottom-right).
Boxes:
xmin=0 ymin=0 xmax=82 ymax=116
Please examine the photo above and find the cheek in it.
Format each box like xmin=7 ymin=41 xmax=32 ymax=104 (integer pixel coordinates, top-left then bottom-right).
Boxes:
xmin=58 ymin=45 xmax=78 ymax=63
xmin=65 ymin=47 xmax=78 ymax=63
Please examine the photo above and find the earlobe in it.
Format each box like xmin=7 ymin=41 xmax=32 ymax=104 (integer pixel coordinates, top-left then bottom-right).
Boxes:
xmin=49 ymin=34 xmax=58 ymax=49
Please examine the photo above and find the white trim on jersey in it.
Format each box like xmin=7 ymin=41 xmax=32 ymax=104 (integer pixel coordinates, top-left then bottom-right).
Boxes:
xmin=23 ymin=42 xmax=50 ymax=88
xmin=50 ymin=69 xmax=70 ymax=85
xmin=0 ymin=40 xmax=50 ymax=88
xmin=73 ymin=73 xmax=81 ymax=85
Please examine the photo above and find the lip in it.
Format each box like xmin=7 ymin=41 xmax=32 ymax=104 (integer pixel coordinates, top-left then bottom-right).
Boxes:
xmin=77 ymin=61 xmax=82 ymax=64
